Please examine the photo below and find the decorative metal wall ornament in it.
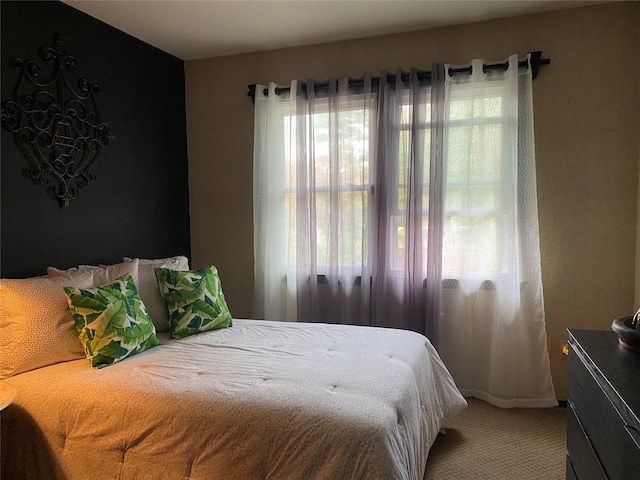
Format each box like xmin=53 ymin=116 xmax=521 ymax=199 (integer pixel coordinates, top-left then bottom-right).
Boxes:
xmin=1 ymin=36 xmax=114 ymax=206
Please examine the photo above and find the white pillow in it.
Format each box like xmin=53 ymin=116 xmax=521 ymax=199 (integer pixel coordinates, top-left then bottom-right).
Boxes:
xmin=0 ymin=271 xmax=94 ymax=378
xmin=123 ymin=256 xmax=189 ymax=332
xmin=47 ymin=259 xmax=139 ymax=287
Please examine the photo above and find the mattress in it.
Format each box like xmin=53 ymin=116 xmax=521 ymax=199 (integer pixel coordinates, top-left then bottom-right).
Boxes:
xmin=1 ymin=319 xmax=466 ymax=479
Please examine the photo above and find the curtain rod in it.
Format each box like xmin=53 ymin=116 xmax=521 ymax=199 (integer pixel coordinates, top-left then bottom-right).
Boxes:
xmin=247 ymin=51 xmax=549 ymax=102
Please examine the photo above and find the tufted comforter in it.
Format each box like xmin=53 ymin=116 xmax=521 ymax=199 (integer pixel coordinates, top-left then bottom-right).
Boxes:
xmin=1 ymin=319 xmax=466 ymax=479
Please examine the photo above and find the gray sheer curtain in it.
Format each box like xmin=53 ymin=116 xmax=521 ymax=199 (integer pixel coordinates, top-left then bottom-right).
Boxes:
xmin=286 ymin=70 xmax=442 ymax=337
xmin=370 ymin=69 xmax=443 ymax=338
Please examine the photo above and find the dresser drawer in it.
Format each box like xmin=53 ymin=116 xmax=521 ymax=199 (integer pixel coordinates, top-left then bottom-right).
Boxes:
xmin=566 ymin=456 xmax=577 ymax=480
xmin=568 ymin=348 xmax=640 ymax=480
xmin=566 ymin=455 xmax=578 ymax=480
xmin=566 ymin=402 xmax=606 ymax=480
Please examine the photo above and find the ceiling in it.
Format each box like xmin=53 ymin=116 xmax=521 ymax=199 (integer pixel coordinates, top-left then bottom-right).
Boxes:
xmin=62 ymin=0 xmax=604 ymax=60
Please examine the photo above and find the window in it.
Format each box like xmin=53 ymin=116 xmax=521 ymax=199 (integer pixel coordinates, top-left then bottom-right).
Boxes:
xmin=283 ymin=98 xmax=372 ymax=273
xmin=280 ymin=82 xmax=511 ymax=279
xmin=443 ymin=84 xmax=510 ymax=276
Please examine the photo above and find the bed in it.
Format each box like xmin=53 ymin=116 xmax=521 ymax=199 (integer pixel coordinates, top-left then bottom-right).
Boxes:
xmin=0 ymin=257 xmax=466 ymax=480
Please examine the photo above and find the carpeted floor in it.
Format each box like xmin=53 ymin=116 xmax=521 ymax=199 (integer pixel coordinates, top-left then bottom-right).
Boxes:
xmin=424 ymin=398 xmax=567 ymax=479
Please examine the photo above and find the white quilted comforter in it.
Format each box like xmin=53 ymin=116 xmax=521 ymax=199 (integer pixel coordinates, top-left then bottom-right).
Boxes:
xmin=1 ymin=319 xmax=466 ymax=479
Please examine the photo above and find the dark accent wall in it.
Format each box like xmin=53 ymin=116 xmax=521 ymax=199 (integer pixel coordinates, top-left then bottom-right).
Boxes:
xmin=0 ymin=0 xmax=190 ymax=278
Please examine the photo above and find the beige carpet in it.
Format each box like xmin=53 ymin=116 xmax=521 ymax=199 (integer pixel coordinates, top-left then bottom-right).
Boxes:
xmin=424 ymin=398 xmax=567 ymax=480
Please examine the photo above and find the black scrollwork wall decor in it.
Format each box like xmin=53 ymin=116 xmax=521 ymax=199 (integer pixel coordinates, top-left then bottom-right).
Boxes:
xmin=1 ymin=36 xmax=114 ymax=206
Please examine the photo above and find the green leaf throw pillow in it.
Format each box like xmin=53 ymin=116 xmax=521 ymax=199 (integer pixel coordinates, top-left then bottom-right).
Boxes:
xmin=64 ymin=274 xmax=160 ymax=369
xmin=154 ymin=265 xmax=232 ymax=339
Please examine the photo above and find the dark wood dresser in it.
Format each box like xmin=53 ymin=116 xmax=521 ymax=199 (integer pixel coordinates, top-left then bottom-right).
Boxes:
xmin=567 ymin=329 xmax=640 ymax=480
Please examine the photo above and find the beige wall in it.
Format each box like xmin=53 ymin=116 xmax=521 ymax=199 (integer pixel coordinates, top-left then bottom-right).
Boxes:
xmin=185 ymin=2 xmax=640 ymax=400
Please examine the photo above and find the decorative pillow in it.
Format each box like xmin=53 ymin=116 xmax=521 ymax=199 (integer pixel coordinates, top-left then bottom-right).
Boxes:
xmin=64 ymin=274 xmax=160 ymax=369
xmin=0 ymin=271 xmax=94 ymax=378
xmin=123 ymin=256 xmax=189 ymax=332
xmin=48 ymin=259 xmax=139 ymax=287
xmin=155 ymin=265 xmax=232 ymax=339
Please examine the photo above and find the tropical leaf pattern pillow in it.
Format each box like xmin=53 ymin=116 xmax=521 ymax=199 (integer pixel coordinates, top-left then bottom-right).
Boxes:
xmin=64 ymin=274 xmax=160 ymax=369
xmin=154 ymin=265 xmax=232 ymax=339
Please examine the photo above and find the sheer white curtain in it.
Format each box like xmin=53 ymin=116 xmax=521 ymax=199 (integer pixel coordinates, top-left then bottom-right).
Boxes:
xmin=253 ymin=82 xmax=297 ymax=321
xmin=436 ymin=55 xmax=556 ymax=407
xmin=253 ymin=54 xmax=556 ymax=408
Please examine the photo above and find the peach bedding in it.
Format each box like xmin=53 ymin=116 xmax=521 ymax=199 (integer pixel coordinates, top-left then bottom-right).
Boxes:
xmin=1 ymin=319 xmax=466 ymax=479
